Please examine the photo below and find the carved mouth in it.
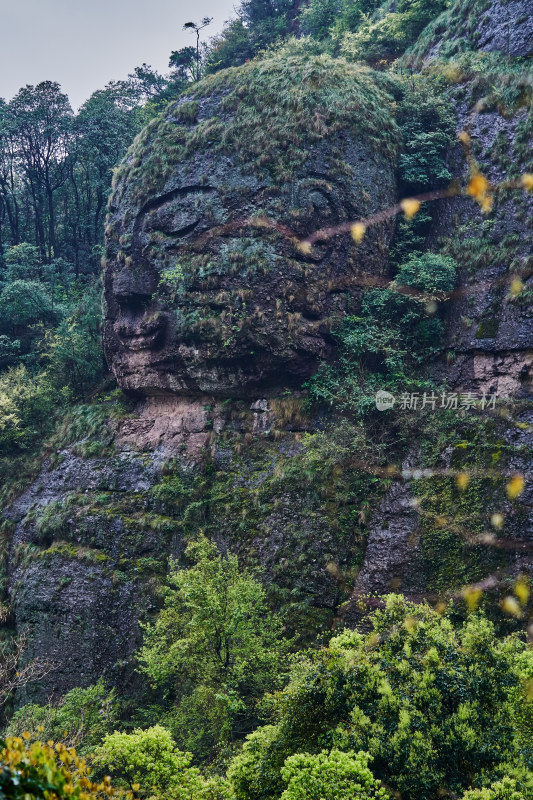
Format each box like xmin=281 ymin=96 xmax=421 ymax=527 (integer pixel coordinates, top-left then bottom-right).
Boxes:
xmin=115 ymin=316 xmax=166 ymax=351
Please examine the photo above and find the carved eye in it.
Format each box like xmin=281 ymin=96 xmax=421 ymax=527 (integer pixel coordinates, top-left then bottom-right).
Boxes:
xmin=136 ymin=186 xmax=217 ymax=242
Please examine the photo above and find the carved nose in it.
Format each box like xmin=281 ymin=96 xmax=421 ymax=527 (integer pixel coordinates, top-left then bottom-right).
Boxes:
xmin=113 ymin=269 xmax=157 ymax=305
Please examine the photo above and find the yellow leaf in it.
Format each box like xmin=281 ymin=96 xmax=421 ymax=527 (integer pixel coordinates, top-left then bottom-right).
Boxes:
xmin=351 ymin=222 xmax=366 ymax=243
xmin=132 ymin=784 xmax=140 ymax=793
xmin=404 ymin=616 xmax=418 ymax=633
xmin=515 ymin=577 xmax=530 ymax=606
xmin=501 ymin=595 xmax=522 ymax=618
xmin=510 ymin=277 xmax=524 ymax=298
xmin=400 ymin=198 xmax=421 ymax=219
xmin=458 ymin=131 xmax=471 ymax=145
xmin=521 ymin=173 xmax=533 ymax=192
xmin=480 ymin=195 xmax=493 ymax=214
xmin=490 ymin=513 xmax=504 ymax=530
xmin=463 ymin=586 xmax=482 ymax=612
xmin=296 ymin=240 xmax=312 ymax=255
xmin=456 ymin=472 xmax=470 ymax=491
xmin=467 ymin=173 xmax=490 ymax=199
xmin=506 ymin=474 xmax=525 ymax=500
xmin=22 ymin=732 xmax=30 ymax=740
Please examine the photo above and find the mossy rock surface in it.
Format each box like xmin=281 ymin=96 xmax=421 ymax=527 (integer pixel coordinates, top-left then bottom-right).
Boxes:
xmin=104 ymin=46 xmax=399 ymax=397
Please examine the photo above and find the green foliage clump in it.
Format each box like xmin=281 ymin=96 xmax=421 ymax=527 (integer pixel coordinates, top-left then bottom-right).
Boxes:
xmin=0 ymin=365 xmax=56 ymax=452
xmin=0 ymin=244 xmax=104 ymax=460
xmin=205 ymin=0 xmax=300 ymax=71
xmin=461 ymin=777 xmax=527 ymax=800
xmin=137 ymin=535 xmax=289 ymax=761
xmin=228 ymin=596 xmax=533 ymax=800
xmin=338 ymin=0 xmax=450 ymax=63
xmin=93 ymin=725 xmax=225 ymax=799
xmin=299 ymin=0 xmax=382 ymax=41
xmin=0 ymin=735 xmax=121 ymax=800
xmin=280 ymin=749 xmax=387 ymax=800
xmin=306 ymin=252 xmax=457 ymax=415
xmin=45 ymin=284 xmax=104 ymax=401
xmin=6 ymin=681 xmax=119 ymax=757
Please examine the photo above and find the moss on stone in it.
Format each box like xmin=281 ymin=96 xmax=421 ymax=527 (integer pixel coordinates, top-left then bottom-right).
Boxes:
xmin=110 ymin=42 xmax=401 ymax=218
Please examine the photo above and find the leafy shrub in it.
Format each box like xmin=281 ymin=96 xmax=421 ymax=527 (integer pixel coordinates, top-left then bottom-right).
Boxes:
xmin=461 ymin=777 xmax=526 ymax=800
xmin=7 ymin=681 xmax=119 ymax=756
xmin=280 ymin=749 xmax=387 ymax=800
xmin=339 ymin=0 xmax=450 ymax=63
xmin=92 ymin=725 xmax=226 ymax=799
xmin=0 ymin=365 xmax=57 ymax=451
xmin=306 ymin=253 xmax=457 ymax=415
xmin=0 ymin=735 xmax=124 ymax=800
xmin=0 ymin=280 xmax=54 ymax=331
xmin=394 ymin=251 xmax=457 ymax=294
xmin=4 ymin=244 xmax=41 ymax=271
xmin=45 ymin=284 xmax=104 ymax=400
xmin=205 ymin=0 xmax=296 ymax=71
xmin=300 ymin=0 xmax=384 ymax=41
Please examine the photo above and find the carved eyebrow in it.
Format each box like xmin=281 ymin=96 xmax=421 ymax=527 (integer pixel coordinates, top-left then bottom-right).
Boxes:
xmin=139 ymin=185 xmax=215 ymax=217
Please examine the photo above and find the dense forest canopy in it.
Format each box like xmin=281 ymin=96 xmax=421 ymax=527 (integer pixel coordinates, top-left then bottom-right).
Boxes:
xmin=0 ymin=0 xmax=532 ymax=798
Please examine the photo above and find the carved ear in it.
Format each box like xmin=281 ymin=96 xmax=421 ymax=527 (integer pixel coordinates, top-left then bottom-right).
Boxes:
xmin=291 ymin=178 xmax=345 ymax=235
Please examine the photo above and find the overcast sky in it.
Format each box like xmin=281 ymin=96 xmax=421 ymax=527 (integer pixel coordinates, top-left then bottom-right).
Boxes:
xmin=0 ymin=0 xmax=237 ymax=110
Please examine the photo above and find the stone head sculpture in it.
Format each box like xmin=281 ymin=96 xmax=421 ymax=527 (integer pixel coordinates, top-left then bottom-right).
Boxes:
xmin=104 ymin=46 xmax=399 ymax=396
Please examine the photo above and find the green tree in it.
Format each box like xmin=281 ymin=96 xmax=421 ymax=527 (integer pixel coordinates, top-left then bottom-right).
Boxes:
xmin=0 ymin=280 xmax=54 ymax=332
xmin=299 ymin=0 xmax=382 ymax=40
xmin=0 ymin=364 xmax=56 ymax=451
xmin=228 ymin=596 xmax=533 ymax=800
xmin=9 ymin=82 xmax=73 ymax=260
xmin=204 ymin=0 xmax=296 ymax=71
xmin=71 ymin=85 xmax=142 ymax=273
xmin=45 ymin=283 xmax=104 ymax=400
xmin=339 ymin=0 xmax=450 ymax=63
xmin=138 ymin=536 xmax=288 ymax=759
xmin=92 ymin=725 xmax=226 ymax=799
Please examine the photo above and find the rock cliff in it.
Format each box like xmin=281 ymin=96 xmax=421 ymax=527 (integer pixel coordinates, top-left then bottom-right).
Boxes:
xmin=3 ymin=8 xmax=532 ymax=701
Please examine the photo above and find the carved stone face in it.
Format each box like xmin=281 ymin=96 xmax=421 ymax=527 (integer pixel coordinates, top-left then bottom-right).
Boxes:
xmin=104 ymin=52 xmax=398 ymax=396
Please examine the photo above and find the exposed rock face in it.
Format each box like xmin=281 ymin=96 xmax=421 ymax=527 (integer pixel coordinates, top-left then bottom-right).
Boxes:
xmin=4 ymin=4 xmax=532 ymax=704
xmin=429 ymin=103 xmax=533 ymax=398
xmin=352 ymin=0 xmax=533 ymax=604
xmin=409 ymin=0 xmax=533 ymax=63
xmin=476 ymin=0 xmax=533 ymax=57
xmin=6 ymin=446 xmax=159 ymax=702
xmin=103 ymin=50 xmax=398 ymax=397
xmin=5 ymin=397 xmax=366 ymax=700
